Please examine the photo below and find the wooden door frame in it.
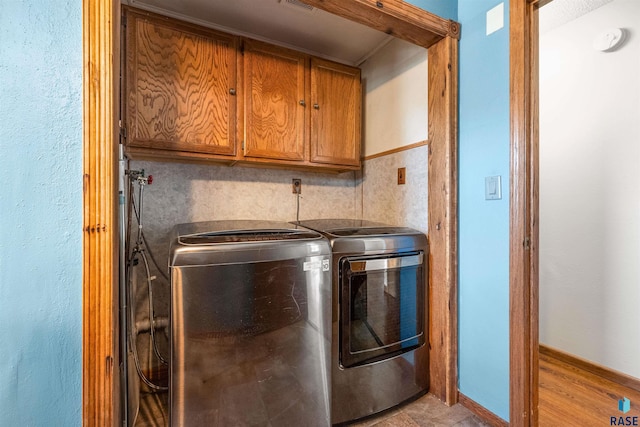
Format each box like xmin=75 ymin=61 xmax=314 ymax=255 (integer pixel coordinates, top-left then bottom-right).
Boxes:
xmin=83 ymin=0 xmax=120 ymax=425
xmin=427 ymin=35 xmax=459 ymax=406
xmin=82 ymin=1 xmax=459 ymax=424
xmin=510 ymin=0 xmax=540 ymax=425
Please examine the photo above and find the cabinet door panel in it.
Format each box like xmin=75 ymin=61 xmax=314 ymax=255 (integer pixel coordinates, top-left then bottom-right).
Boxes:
xmin=126 ymin=10 xmax=237 ymax=155
xmin=244 ymin=41 xmax=307 ymax=161
xmin=310 ymin=59 xmax=361 ymax=167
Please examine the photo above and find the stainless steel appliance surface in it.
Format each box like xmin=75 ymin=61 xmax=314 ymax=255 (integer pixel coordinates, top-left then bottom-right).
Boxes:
xmin=293 ymin=219 xmax=429 ymax=425
xmin=169 ymin=220 xmax=332 ymax=426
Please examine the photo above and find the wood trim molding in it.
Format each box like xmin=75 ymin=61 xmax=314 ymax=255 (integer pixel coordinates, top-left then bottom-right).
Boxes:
xmin=83 ymin=0 xmax=120 ymax=425
xmin=510 ymin=0 xmax=540 ymax=426
xmin=300 ymin=0 xmax=460 ymax=49
xmin=362 ymin=140 xmax=428 ymax=161
xmin=533 ymin=0 xmax=553 ymax=7
xmin=458 ymin=392 xmax=509 ymax=427
xmin=427 ymin=35 xmax=458 ymax=405
xmin=540 ymin=345 xmax=640 ymax=393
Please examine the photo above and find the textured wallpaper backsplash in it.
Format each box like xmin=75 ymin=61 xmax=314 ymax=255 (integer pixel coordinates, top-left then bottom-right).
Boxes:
xmin=360 ymin=144 xmax=429 ymax=234
xmin=129 ymin=159 xmax=358 ymax=263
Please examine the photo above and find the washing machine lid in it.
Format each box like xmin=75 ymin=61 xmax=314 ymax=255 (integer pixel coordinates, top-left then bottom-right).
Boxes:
xmin=175 ymin=220 xmax=321 ymax=245
xmin=170 ymin=220 xmax=330 ymax=267
xmin=294 ymin=218 xmax=417 ymax=237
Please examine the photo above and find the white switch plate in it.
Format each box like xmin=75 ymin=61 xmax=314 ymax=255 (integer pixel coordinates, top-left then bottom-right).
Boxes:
xmin=485 ymin=176 xmax=502 ymax=200
xmin=486 ymin=3 xmax=504 ymax=36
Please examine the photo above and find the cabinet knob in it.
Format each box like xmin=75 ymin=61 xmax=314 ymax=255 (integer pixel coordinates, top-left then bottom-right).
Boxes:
xmin=313 ymin=103 xmax=319 ymax=110
xmin=299 ymin=100 xmax=306 ymax=106
xmin=229 ymin=88 xmax=236 ymax=96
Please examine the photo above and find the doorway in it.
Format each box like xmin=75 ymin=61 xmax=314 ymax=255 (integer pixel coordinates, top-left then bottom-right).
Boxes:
xmin=537 ymin=0 xmax=640 ymax=423
xmin=538 ymin=0 xmax=640 ymax=378
xmin=511 ymin=0 xmax=640 ymax=424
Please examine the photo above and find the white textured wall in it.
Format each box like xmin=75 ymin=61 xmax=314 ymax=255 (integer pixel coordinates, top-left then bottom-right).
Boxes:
xmin=539 ymin=0 xmax=640 ymax=378
xmin=361 ymin=38 xmax=428 ymax=157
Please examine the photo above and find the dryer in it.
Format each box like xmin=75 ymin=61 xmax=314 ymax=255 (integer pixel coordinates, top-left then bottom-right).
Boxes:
xmin=294 ymin=219 xmax=429 ymax=425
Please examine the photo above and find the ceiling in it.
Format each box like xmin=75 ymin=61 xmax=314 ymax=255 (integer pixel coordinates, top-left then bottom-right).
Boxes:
xmin=125 ymin=0 xmax=617 ymax=61
xmin=539 ymin=0 xmax=614 ymax=34
xmin=125 ymin=0 xmax=393 ymax=66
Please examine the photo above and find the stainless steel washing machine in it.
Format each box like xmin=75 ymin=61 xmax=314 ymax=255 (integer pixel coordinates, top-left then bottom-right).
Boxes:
xmin=293 ymin=219 xmax=429 ymax=425
xmin=168 ymin=220 xmax=332 ymax=426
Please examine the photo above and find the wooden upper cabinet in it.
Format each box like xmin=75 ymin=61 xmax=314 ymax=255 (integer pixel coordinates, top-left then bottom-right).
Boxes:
xmin=310 ymin=58 xmax=362 ymax=167
xmin=243 ymin=40 xmax=307 ymax=162
xmin=124 ymin=8 xmax=237 ymax=156
xmin=122 ymin=7 xmax=362 ymax=171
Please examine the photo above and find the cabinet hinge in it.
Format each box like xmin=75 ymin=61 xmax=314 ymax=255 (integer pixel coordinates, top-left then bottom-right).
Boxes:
xmin=120 ymin=126 xmax=127 ymax=141
xmin=239 ymin=39 xmax=245 ymax=55
xmin=524 ymin=237 xmax=531 ymax=250
xmin=241 ymin=140 xmax=245 ymax=151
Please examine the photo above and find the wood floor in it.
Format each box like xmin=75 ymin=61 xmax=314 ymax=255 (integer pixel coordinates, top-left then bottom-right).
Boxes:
xmin=539 ymin=351 xmax=640 ymax=426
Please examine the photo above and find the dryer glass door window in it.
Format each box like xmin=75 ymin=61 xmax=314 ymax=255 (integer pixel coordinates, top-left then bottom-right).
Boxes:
xmin=340 ymin=252 xmax=425 ymax=368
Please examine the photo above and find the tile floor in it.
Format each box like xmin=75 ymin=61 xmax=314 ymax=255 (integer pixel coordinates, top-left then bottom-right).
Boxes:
xmin=134 ymin=391 xmax=489 ymax=426
xmin=348 ymin=394 xmax=489 ymax=427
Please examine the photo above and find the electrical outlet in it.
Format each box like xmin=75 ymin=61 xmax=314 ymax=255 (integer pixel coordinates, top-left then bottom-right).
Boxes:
xmin=397 ymin=167 xmax=406 ymax=185
xmin=292 ymin=178 xmax=302 ymax=194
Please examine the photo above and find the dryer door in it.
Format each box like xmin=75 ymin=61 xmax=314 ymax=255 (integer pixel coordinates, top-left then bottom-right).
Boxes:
xmin=339 ymin=252 xmax=425 ymax=368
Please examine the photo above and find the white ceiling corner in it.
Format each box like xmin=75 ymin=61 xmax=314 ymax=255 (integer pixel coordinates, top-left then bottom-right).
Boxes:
xmin=539 ymin=0 xmax=614 ymax=34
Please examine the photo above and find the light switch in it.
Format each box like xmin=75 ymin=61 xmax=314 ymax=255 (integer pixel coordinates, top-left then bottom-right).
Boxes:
xmin=486 ymin=3 xmax=504 ymax=36
xmin=485 ymin=175 xmax=502 ymax=200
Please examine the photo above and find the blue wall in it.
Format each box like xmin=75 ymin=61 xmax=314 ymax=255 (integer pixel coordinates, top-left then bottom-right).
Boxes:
xmin=406 ymin=0 xmax=511 ymax=420
xmin=408 ymin=0 xmax=458 ymax=21
xmin=457 ymin=0 xmax=510 ymax=421
xmin=0 ymin=0 xmax=83 ymax=425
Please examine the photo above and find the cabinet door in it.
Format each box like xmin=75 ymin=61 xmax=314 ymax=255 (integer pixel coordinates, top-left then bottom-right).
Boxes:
xmin=125 ymin=9 xmax=237 ymax=156
xmin=310 ymin=58 xmax=361 ymax=167
xmin=243 ymin=40 xmax=307 ymax=161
